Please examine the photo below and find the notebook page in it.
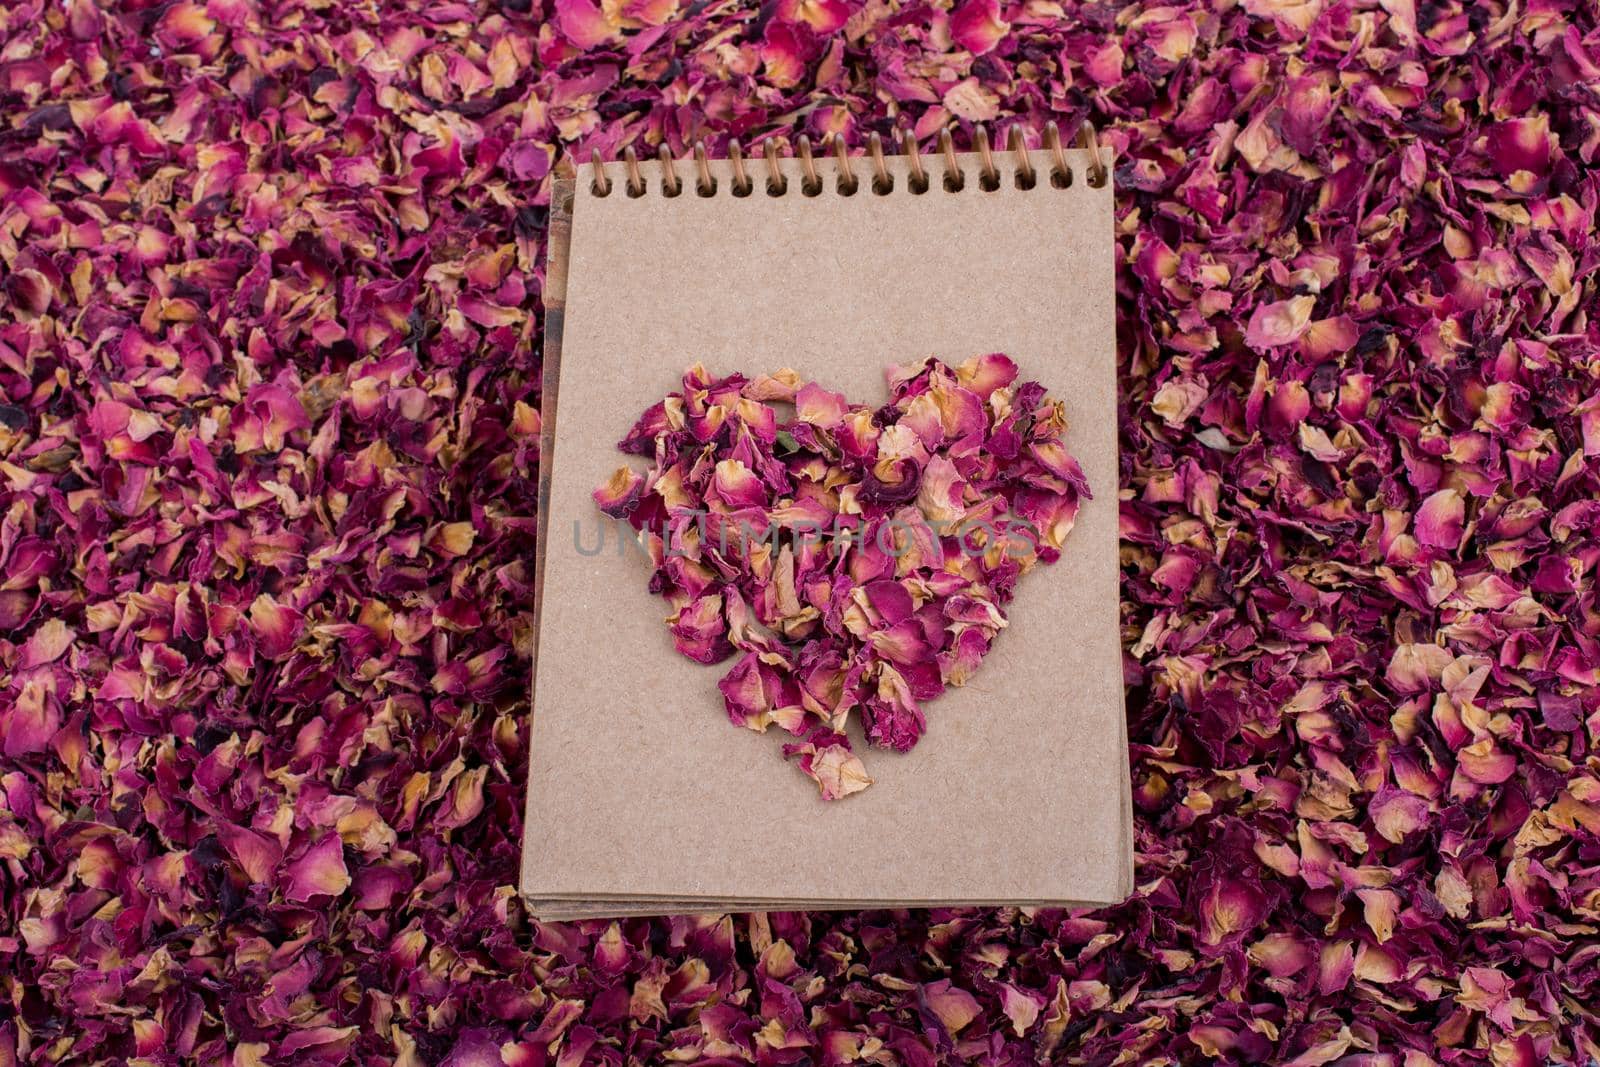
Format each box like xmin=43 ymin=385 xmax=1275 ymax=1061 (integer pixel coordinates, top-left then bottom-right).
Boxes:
xmin=523 ymin=147 xmax=1129 ymax=909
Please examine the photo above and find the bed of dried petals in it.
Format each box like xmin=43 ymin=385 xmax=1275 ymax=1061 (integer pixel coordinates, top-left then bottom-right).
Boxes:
xmin=1 ymin=0 xmax=1598 ymax=1064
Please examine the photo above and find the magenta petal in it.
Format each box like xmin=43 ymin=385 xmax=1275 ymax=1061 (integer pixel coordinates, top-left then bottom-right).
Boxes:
xmin=950 ymin=0 xmax=1008 ymax=55
xmin=593 ymin=466 xmax=646 ymax=517
xmin=781 ymin=728 xmax=871 ymax=800
xmin=281 ymin=835 xmax=351 ymax=903
xmin=248 ymin=594 xmax=304 ymax=660
xmin=217 ymin=822 xmax=283 ymax=884
xmin=860 ymin=580 xmax=915 ymax=625
xmin=1415 ymin=488 xmax=1466 ymax=550
xmin=958 ymin=352 xmax=1018 ymax=399
xmin=1244 ymin=296 xmax=1315 ymax=349
xmin=796 ymin=382 xmax=848 ymax=428
xmin=2 ymin=679 xmax=60 ymax=757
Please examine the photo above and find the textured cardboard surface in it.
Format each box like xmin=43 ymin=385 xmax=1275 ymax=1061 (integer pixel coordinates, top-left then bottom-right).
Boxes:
xmin=523 ymin=147 xmax=1129 ymax=915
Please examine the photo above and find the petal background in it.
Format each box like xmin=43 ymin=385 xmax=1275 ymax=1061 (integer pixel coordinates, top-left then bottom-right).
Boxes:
xmin=0 ymin=0 xmax=1598 ymax=1064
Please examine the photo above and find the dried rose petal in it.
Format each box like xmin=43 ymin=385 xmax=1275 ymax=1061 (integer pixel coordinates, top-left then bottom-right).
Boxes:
xmin=593 ymin=466 xmax=647 ymax=517
xmin=282 ymin=835 xmax=352 ymax=903
xmin=949 ymin=0 xmax=1009 ymax=56
xmin=782 ymin=727 xmax=872 ymax=800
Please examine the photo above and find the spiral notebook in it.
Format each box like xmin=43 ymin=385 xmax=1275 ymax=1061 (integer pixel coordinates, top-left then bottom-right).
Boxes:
xmin=524 ymin=133 xmax=1130 ymax=920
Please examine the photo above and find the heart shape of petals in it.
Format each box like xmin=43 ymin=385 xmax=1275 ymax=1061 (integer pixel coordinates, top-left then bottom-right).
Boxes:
xmin=595 ymin=355 xmax=1090 ymax=799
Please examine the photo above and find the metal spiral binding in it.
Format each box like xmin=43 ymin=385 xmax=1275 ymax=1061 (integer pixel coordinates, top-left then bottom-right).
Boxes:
xmin=580 ymin=121 xmax=1106 ymax=200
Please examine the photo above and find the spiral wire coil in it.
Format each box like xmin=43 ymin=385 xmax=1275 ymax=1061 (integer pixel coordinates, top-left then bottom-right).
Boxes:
xmin=584 ymin=121 xmax=1106 ymax=200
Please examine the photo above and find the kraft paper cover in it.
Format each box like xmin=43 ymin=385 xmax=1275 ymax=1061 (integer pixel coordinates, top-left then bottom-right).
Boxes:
xmin=524 ymin=148 xmax=1130 ymax=917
